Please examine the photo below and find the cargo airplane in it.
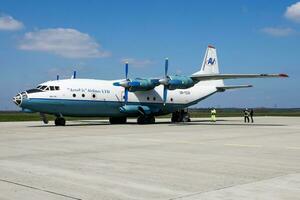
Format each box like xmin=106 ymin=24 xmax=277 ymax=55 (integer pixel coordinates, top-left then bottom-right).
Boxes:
xmin=13 ymin=46 xmax=288 ymax=125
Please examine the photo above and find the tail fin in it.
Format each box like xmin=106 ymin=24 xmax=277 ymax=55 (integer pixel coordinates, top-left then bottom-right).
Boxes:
xmin=194 ymin=45 xmax=219 ymax=75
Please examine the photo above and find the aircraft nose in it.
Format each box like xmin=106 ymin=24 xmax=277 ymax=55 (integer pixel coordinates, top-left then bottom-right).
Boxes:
xmin=13 ymin=93 xmax=22 ymax=106
xmin=13 ymin=92 xmax=27 ymax=106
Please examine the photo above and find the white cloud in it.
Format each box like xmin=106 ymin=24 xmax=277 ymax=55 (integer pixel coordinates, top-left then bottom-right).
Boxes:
xmin=285 ymin=2 xmax=300 ymax=23
xmin=121 ymin=58 xmax=154 ymax=67
xmin=261 ymin=27 xmax=294 ymax=37
xmin=19 ymin=28 xmax=110 ymax=58
xmin=0 ymin=15 xmax=24 ymax=31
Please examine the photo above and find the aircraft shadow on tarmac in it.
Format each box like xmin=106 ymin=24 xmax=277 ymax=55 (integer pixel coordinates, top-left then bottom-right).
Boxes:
xmin=28 ymin=119 xmax=286 ymax=127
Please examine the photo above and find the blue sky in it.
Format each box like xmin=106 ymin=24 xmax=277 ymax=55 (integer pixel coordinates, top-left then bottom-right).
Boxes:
xmin=0 ymin=0 xmax=299 ymax=110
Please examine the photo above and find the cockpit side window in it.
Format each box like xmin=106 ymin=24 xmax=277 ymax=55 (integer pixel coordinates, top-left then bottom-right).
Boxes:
xmin=45 ymin=87 xmax=50 ymax=91
xmin=50 ymin=86 xmax=55 ymax=91
xmin=55 ymin=86 xmax=60 ymax=90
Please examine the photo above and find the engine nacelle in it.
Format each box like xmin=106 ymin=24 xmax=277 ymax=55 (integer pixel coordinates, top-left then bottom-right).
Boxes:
xmin=119 ymin=105 xmax=151 ymax=115
xmin=167 ymin=75 xmax=194 ymax=90
xmin=128 ymin=79 xmax=159 ymax=92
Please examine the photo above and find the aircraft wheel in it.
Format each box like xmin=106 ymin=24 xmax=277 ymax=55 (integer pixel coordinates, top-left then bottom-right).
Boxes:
xmin=55 ymin=117 xmax=66 ymax=126
xmin=137 ymin=115 xmax=155 ymax=124
xmin=109 ymin=117 xmax=127 ymax=124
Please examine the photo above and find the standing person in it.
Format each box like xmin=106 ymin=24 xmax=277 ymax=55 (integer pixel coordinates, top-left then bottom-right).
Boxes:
xmin=244 ymin=108 xmax=250 ymax=123
xmin=250 ymin=109 xmax=254 ymax=123
xmin=211 ymin=108 xmax=216 ymax=122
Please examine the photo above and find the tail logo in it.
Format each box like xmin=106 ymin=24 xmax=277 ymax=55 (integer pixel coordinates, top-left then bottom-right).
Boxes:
xmin=207 ymin=58 xmax=216 ymax=65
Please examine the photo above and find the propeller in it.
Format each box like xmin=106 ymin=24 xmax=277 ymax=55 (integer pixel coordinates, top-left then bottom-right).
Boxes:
xmin=113 ymin=62 xmax=130 ymax=104
xmin=159 ymin=58 xmax=170 ymax=105
xmin=124 ymin=62 xmax=129 ymax=104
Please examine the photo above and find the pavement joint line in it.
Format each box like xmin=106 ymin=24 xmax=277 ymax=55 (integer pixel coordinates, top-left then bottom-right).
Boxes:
xmin=0 ymin=178 xmax=82 ymax=200
xmin=223 ymin=143 xmax=262 ymax=148
xmin=285 ymin=146 xmax=300 ymax=150
xmin=167 ymin=173 xmax=299 ymax=200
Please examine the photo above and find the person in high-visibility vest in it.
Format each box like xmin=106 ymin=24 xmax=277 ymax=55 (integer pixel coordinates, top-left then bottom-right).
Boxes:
xmin=211 ymin=108 xmax=216 ymax=122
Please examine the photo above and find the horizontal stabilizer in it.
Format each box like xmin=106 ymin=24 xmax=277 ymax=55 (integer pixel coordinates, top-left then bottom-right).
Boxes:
xmin=191 ymin=73 xmax=288 ymax=81
xmin=216 ymin=85 xmax=252 ymax=92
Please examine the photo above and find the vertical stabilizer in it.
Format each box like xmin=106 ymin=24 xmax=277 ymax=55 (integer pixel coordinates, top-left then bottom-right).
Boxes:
xmin=194 ymin=45 xmax=219 ymax=75
xmin=192 ymin=45 xmax=224 ymax=87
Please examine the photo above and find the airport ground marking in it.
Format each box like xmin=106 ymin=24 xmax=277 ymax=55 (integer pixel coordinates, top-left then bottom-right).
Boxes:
xmin=223 ymin=143 xmax=262 ymax=148
xmin=285 ymin=146 xmax=300 ymax=150
xmin=0 ymin=178 xmax=82 ymax=200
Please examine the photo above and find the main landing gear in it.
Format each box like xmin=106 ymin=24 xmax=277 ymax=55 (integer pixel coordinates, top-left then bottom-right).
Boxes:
xmin=109 ymin=117 xmax=127 ymax=124
xmin=55 ymin=117 xmax=66 ymax=126
xmin=137 ymin=115 xmax=155 ymax=124
xmin=171 ymin=109 xmax=191 ymax=123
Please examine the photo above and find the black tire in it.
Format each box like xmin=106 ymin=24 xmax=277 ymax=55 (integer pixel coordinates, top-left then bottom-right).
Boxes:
xmin=109 ymin=117 xmax=127 ymax=124
xmin=137 ymin=115 xmax=155 ymax=124
xmin=137 ymin=116 xmax=145 ymax=124
xmin=55 ymin=117 xmax=66 ymax=126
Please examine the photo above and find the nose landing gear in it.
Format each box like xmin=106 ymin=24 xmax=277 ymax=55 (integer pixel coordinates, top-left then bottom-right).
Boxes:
xmin=55 ymin=117 xmax=66 ymax=126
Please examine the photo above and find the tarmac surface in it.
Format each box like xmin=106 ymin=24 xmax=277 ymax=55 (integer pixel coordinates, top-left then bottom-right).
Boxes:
xmin=0 ymin=117 xmax=299 ymax=200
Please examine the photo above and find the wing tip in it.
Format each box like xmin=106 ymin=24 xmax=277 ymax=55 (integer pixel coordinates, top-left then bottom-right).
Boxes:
xmin=279 ymin=73 xmax=289 ymax=78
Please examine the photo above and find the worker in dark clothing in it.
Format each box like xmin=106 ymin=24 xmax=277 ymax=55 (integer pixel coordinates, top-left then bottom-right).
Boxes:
xmin=244 ymin=108 xmax=250 ymax=123
xmin=250 ymin=109 xmax=254 ymax=123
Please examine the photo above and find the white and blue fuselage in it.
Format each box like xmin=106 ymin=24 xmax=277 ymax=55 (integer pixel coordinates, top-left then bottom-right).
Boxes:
xmin=14 ymin=78 xmax=221 ymax=117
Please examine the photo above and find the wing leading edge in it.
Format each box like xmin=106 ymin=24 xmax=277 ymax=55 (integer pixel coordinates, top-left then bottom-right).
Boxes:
xmin=191 ymin=73 xmax=288 ymax=81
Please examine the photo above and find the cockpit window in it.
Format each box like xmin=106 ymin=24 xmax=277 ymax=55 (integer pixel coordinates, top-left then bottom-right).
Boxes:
xmin=36 ymin=85 xmax=60 ymax=91
xmin=40 ymin=86 xmax=47 ymax=90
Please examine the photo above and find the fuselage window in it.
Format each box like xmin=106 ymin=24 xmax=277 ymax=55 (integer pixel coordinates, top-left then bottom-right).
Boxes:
xmin=40 ymin=86 xmax=47 ymax=90
xmin=153 ymin=97 xmax=156 ymax=101
xmin=55 ymin=86 xmax=60 ymax=90
xmin=147 ymin=97 xmax=150 ymax=101
xmin=50 ymin=86 xmax=55 ymax=91
xmin=92 ymin=94 xmax=96 ymax=98
xmin=82 ymin=94 xmax=85 ymax=98
xmin=170 ymin=98 xmax=173 ymax=102
xmin=73 ymin=94 xmax=76 ymax=97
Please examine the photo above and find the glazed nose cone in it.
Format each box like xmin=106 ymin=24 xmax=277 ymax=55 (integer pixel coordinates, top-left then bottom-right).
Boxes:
xmin=12 ymin=93 xmax=22 ymax=106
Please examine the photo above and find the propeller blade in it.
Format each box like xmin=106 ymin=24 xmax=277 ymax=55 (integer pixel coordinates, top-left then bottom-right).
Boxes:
xmin=124 ymin=88 xmax=128 ymax=104
xmin=163 ymin=58 xmax=169 ymax=105
xmin=125 ymin=62 xmax=129 ymax=79
xmin=163 ymin=85 xmax=167 ymax=105
xmin=165 ymin=58 xmax=168 ymax=77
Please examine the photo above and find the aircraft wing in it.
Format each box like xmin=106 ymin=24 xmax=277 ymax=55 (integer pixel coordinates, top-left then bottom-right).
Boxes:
xmin=191 ymin=73 xmax=288 ymax=81
xmin=216 ymin=85 xmax=252 ymax=92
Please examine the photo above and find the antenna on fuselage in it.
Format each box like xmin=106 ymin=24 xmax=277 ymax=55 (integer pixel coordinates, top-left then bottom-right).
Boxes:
xmin=71 ymin=71 xmax=77 ymax=79
xmin=56 ymin=75 xmax=59 ymax=80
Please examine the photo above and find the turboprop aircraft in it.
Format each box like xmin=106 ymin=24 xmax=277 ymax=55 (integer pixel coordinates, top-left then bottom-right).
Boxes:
xmin=13 ymin=46 xmax=288 ymax=125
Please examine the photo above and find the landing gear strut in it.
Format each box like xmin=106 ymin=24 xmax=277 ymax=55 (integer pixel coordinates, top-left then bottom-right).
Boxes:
xmin=55 ymin=117 xmax=66 ymax=126
xmin=137 ymin=115 xmax=155 ymax=124
xmin=109 ymin=117 xmax=127 ymax=124
xmin=171 ymin=109 xmax=191 ymax=123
